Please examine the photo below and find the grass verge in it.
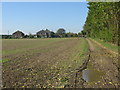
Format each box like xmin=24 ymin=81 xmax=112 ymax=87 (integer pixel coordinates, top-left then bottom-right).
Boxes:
xmin=91 ymin=38 xmax=118 ymax=53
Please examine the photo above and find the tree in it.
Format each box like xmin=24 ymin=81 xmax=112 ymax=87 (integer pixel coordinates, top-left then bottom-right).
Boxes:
xmin=51 ymin=31 xmax=56 ymax=38
xmin=82 ymin=2 xmax=119 ymax=45
xmin=56 ymin=28 xmax=66 ymax=37
xmin=78 ymin=32 xmax=82 ymax=37
xmin=29 ymin=33 xmax=34 ymax=38
xmin=24 ymin=35 xmax=29 ymax=38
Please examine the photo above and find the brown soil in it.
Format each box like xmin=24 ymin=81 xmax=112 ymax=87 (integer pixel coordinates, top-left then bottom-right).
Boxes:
xmin=82 ymin=39 xmax=119 ymax=88
xmin=2 ymin=38 xmax=119 ymax=88
xmin=2 ymin=38 xmax=88 ymax=88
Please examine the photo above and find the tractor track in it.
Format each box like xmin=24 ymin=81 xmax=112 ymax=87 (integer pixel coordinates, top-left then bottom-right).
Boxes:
xmin=74 ymin=38 xmax=119 ymax=88
xmin=74 ymin=38 xmax=91 ymax=88
xmin=74 ymin=54 xmax=90 ymax=88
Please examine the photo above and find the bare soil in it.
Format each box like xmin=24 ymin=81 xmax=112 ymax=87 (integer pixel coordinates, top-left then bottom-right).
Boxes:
xmin=2 ymin=38 xmax=119 ymax=88
xmin=82 ymin=39 xmax=119 ymax=88
xmin=2 ymin=38 xmax=88 ymax=88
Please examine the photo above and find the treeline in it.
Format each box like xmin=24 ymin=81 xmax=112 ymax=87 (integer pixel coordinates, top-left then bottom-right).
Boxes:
xmin=1 ymin=35 xmax=12 ymax=39
xmin=1 ymin=28 xmax=84 ymax=39
xmin=52 ymin=28 xmax=82 ymax=38
xmin=82 ymin=2 xmax=119 ymax=45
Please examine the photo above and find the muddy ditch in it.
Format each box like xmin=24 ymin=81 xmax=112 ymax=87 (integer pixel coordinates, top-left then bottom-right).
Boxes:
xmin=73 ymin=52 xmax=106 ymax=88
xmin=81 ymin=39 xmax=119 ymax=88
xmin=72 ymin=39 xmax=106 ymax=88
xmin=74 ymin=53 xmax=90 ymax=88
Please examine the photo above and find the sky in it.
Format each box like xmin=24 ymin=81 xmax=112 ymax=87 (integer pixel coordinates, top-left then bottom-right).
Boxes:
xmin=2 ymin=2 xmax=88 ymax=35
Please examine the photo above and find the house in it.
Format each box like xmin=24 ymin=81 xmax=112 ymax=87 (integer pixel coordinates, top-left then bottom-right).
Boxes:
xmin=12 ymin=30 xmax=25 ymax=38
xmin=36 ymin=29 xmax=51 ymax=38
xmin=45 ymin=29 xmax=51 ymax=37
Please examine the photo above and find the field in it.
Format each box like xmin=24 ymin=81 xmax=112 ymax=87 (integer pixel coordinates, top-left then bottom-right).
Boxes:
xmin=2 ymin=38 xmax=119 ymax=88
xmin=2 ymin=38 xmax=88 ymax=88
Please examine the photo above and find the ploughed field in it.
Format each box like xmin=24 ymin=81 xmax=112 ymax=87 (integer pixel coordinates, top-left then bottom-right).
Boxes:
xmin=2 ymin=38 xmax=88 ymax=88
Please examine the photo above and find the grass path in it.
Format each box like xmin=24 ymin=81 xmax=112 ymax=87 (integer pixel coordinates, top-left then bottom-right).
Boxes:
xmin=90 ymin=38 xmax=118 ymax=55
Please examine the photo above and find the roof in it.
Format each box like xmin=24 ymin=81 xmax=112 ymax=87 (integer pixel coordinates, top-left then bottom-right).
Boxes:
xmin=37 ymin=30 xmax=51 ymax=34
xmin=12 ymin=30 xmax=24 ymax=35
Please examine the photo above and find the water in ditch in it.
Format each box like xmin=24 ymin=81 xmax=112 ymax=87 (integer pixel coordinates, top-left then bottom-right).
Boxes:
xmin=82 ymin=63 xmax=105 ymax=82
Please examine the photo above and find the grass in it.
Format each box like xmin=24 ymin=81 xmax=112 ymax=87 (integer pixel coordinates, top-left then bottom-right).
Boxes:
xmin=0 ymin=59 xmax=10 ymax=63
xmin=91 ymin=38 xmax=118 ymax=53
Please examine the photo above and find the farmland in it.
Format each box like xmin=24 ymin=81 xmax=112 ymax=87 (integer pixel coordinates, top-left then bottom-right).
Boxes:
xmin=2 ymin=38 xmax=89 ymax=88
xmin=2 ymin=38 xmax=119 ymax=88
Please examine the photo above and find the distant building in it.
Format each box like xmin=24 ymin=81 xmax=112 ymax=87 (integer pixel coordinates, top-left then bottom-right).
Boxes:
xmin=36 ymin=29 xmax=51 ymax=38
xmin=12 ymin=30 xmax=25 ymax=38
